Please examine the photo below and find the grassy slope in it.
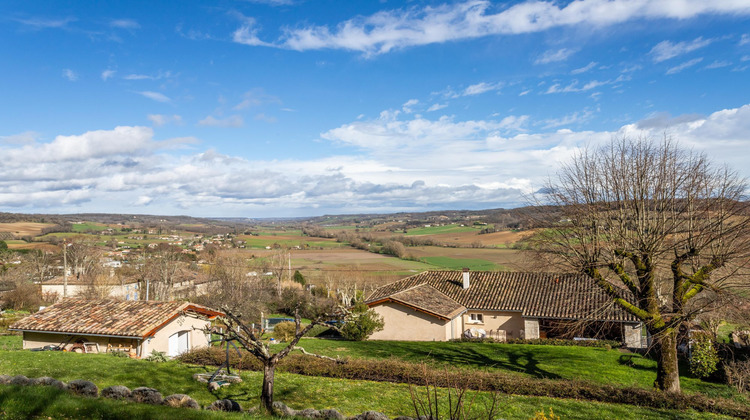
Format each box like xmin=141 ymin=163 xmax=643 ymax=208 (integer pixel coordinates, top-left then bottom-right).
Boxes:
xmin=292 ymin=339 xmax=744 ymax=401
xmin=0 ymin=349 xmax=728 ymax=419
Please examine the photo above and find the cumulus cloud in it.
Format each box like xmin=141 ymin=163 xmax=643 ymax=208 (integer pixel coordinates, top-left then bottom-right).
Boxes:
xmin=3 ymin=104 xmax=750 ymax=216
xmin=402 ymin=99 xmax=419 ymax=113
xmin=232 ymin=0 xmax=750 ymax=55
xmin=650 ymin=37 xmax=712 ymax=62
xmin=461 ymin=82 xmax=503 ymax=96
xmin=427 ymin=103 xmax=448 ymax=112
xmin=198 ymin=115 xmax=244 ymax=127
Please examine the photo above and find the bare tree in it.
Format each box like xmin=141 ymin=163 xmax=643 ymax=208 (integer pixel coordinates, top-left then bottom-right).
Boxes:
xmin=532 ymin=137 xmax=750 ymax=392
xmin=215 ymin=308 xmax=345 ymax=413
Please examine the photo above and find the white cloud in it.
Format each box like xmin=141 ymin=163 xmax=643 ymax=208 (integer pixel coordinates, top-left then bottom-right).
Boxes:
xmin=13 ymin=17 xmax=75 ymax=29
xmin=232 ymin=16 xmax=271 ymax=47
xmin=545 ymin=79 xmax=608 ymax=93
xmin=427 ymin=103 xmax=448 ymax=112
xmin=62 ymin=69 xmax=78 ymax=81
xmin=535 ymin=48 xmax=576 ymax=64
xmin=461 ymin=82 xmax=503 ymax=96
xmin=123 ymin=71 xmax=173 ymax=81
xmin=571 ymin=61 xmax=597 ymax=74
xmin=650 ymin=37 xmax=712 ymax=62
xmin=233 ymin=89 xmax=281 ymax=110
xmin=254 ymin=113 xmax=277 ymax=123
xmin=198 ymin=115 xmax=244 ymax=127
xmin=137 ymin=91 xmax=171 ymax=102
xmin=101 ymin=69 xmax=116 ymax=81
xmin=147 ymin=114 xmax=182 ymax=127
xmin=666 ymin=57 xmax=703 ymax=74
xmin=740 ymin=34 xmax=750 ymax=46
xmin=519 ymin=89 xmax=532 ymax=96
xmin=110 ymin=19 xmax=140 ymax=29
xmin=233 ymin=1 xmax=750 ymax=55
xmin=0 ymin=131 xmax=37 ymax=145
xmin=742 ymin=55 xmax=750 ymax=62
xmin=3 ymin=104 xmax=750 ymax=215
xmin=402 ymin=99 xmax=419 ymax=113
xmin=705 ymin=60 xmax=731 ymax=69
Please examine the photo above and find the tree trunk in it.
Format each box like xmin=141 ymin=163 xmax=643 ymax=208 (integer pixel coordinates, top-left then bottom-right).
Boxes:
xmin=653 ymin=328 xmax=681 ymax=392
xmin=261 ymin=362 xmax=275 ymax=412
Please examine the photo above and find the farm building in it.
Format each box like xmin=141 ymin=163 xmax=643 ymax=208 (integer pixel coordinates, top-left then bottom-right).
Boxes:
xmin=365 ymin=270 xmax=644 ymax=347
xmin=10 ymin=299 xmax=223 ymax=357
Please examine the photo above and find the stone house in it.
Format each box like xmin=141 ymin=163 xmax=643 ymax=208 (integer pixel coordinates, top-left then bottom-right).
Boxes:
xmin=365 ymin=269 xmax=644 ymax=347
xmin=10 ymin=299 xmax=223 ymax=357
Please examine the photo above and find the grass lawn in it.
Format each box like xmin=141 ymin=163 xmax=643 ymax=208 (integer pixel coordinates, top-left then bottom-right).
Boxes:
xmin=0 ymin=348 xmax=730 ymax=419
xmin=293 ymin=339 xmax=745 ymax=402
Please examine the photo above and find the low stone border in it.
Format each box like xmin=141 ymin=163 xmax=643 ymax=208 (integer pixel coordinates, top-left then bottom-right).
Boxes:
xmin=0 ymin=375 xmax=400 ymax=419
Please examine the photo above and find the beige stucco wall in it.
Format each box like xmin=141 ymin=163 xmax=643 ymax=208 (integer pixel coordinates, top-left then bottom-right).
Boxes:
xmin=42 ymin=283 xmax=139 ymax=301
xmin=141 ymin=314 xmax=211 ymax=357
xmin=22 ymin=331 xmax=140 ymax=354
xmin=462 ymin=310 xmax=525 ymax=340
xmin=369 ymin=302 xmax=456 ymax=341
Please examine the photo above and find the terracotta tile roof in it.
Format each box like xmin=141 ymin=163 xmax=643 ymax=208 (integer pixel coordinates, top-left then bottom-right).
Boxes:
xmin=9 ymin=299 xmax=223 ymax=338
xmin=370 ymin=283 xmax=466 ymax=320
xmin=366 ymin=271 xmax=638 ymax=323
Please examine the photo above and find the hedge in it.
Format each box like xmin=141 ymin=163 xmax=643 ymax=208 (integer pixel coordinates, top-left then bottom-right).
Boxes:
xmin=178 ymin=347 xmax=750 ymax=418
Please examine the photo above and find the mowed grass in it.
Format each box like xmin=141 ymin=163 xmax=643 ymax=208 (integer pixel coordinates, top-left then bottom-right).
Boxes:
xmin=0 ymin=348 xmax=730 ymax=419
xmin=293 ymin=339 xmax=745 ymax=402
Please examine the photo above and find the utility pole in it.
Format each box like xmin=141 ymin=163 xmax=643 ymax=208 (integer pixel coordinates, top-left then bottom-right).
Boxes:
xmin=62 ymin=239 xmax=68 ymax=298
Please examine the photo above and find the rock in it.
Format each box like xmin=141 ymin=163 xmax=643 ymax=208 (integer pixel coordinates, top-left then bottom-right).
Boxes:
xmin=393 ymin=417 xmax=414 ymax=420
xmin=0 ymin=375 xmax=11 ymax=385
xmin=207 ymin=399 xmax=242 ymax=412
xmin=130 ymin=387 xmax=163 ymax=405
xmin=101 ymin=385 xmax=132 ymax=400
xmin=163 ymin=394 xmax=200 ymax=410
xmin=192 ymin=373 xmax=209 ymax=383
xmin=272 ymin=401 xmax=297 ymax=417
xmin=350 ymin=411 xmax=390 ymax=420
xmin=319 ymin=409 xmax=346 ymax=420
xmin=9 ymin=375 xmax=30 ymax=386
xmin=67 ymin=380 xmax=99 ymax=397
xmin=31 ymin=377 xmax=65 ymax=389
xmin=298 ymin=408 xmax=321 ymax=418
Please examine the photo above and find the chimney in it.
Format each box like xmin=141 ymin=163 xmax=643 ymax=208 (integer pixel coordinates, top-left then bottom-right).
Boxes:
xmin=462 ymin=267 xmax=470 ymax=289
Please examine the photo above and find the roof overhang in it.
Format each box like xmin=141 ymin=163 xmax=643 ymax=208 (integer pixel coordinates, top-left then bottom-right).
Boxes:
xmin=10 ymin=329 xmax=143 ymax=340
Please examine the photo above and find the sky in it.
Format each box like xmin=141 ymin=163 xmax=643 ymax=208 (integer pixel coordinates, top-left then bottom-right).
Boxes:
xmin=1 ymin=0 xmax=750 ymax=218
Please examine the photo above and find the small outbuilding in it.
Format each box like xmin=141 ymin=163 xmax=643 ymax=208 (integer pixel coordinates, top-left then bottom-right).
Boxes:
xmin=365 ymin=270 xmax=644 ymax=347
xmin=10 ymin=299 xmax=223 ymax=357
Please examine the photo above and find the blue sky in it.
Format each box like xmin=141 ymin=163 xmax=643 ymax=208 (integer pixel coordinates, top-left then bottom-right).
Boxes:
xmin=2 ymin=1 xmax=750 ymax=217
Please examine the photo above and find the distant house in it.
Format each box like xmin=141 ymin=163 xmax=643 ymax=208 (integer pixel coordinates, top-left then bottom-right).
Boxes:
xmin=365 ymin=270 xmax=644 ymax=347
xmin=10 ymin=299 xmax=223 ymax=357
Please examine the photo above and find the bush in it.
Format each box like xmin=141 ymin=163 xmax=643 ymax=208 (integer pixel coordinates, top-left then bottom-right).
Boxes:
xmin=274 ymin=321 xmax=297 ymax=342
xmin=341 ymin=303 xmax=384 ymax=341
xmin=690 ymin=334 xmax=719 ymax=378
xmin=145 ymin=350 xmax=167 ymax=362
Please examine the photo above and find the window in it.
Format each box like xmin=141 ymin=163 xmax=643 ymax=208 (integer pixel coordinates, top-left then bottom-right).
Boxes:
xmin=469 ymin=313 xmax=484 ymax=323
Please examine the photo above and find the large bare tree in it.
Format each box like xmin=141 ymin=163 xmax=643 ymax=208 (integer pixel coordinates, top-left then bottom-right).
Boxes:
xmin=533 ymin=137 xmax=750 ymax=392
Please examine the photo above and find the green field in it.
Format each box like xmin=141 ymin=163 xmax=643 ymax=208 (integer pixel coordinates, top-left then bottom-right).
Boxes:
xmin=405 ymin=224 xmax=480 ymax=236
xmin=0 ymin=344 xmax=732 ymax=419
xmin=419 ymin=256 xmax=502 ymax=271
